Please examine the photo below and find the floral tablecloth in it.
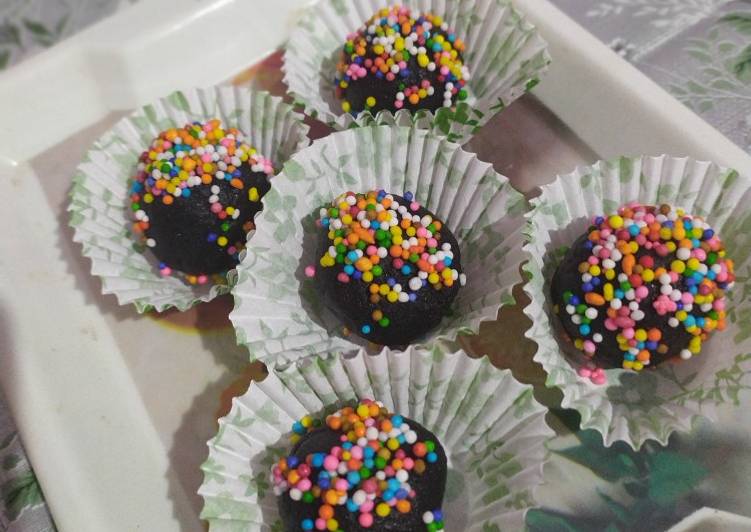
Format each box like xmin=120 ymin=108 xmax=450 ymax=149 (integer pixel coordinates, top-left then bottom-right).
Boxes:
xmin=2 ymin=0 xmax=751 ymax=531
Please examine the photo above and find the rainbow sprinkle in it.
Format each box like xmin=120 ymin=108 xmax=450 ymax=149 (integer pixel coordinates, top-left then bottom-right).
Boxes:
xmin=310 ymin=190 xmax=466 ymax=337
xmin=334 ymin=5 xmax=470 ymax=114
xmin=271 ymin=399 xmax=446 ymax=531
xmin=129 ymin=119 xmax=273 ymax=284
xmin=558 ymin=203 xmax=734 ymax=372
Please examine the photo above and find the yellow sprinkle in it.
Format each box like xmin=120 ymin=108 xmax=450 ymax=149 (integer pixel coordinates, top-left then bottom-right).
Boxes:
xmin=609 ymin=215 xmax=624 ymax=229
xmin=143 ymin=193 xmax=154 ymax=204
xmin=248 ymin=187 xmax=259 ymax=202
xmin=642 ymin=269 xmax=655 ymax=282
xmin=217 ymin=236 xmax=228 ymax=247
xmin=342 ymin=100 xmax=351 ymax=113
xmin=428 ymin=273 xmax=440 ymax=284
xmin=603 ymin=283 xmax=614 ymax=301
xmin=387 ymin=291 xmax=399 ymax=303
xmin=366 ymin=96 xmax=376 ymax=108
xmin=634 ymin=329 xmax=647 ymax=342
xmin=362 ymin=271 xmax=373 ymax=282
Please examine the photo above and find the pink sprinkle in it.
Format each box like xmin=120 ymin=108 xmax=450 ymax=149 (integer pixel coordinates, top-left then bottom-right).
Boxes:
xmin=622 ymin=327 xmax=635 ymax=339
xmin=298 ymin=463 xmax=311 ymax=477
xmin=681 ymin=292 xmax=694 ymax=304
xmin=360 ymin=500 xmax=374 ymax=513
xmin=315 ymin=518 xmax=326 ymax=530
xmin=210 ymin=203 xmax=222 ymax=213
xmin=440 ymin=66 xmax=450 ymax=76
xmin=403 ymin=457 xmax=414 ymax=469
xmin=386 ymin=72 xmax=395 ymax=81
xmin=435 ymin=262 xmax=445 ymax=272
xmin=359 ymin=513 xmax=373 ymax=527
xmin=323 ymin=455 xmax=339 ymax=471
xmin=394 ymin=100 xmax=404 ymax=109
xmin=410 ymin=201 xmax=420 ymax=211
xmin=588 ymin=256 xmax=599 ymax=265
xmin=305 ymin=265 xmax=316 ymax=277
xmin=604 ymin=318 xmax=618 ymax=331
xmin=583 ymin=340 xmax=596 ymax=354
xmin=591 ymin=373 xmax=607 ymax=385
xmin=635 ymin=286 xmax=649 ymax=299
xmin=362 ymin=479 xmax=377 ymax=494
xmin=335 ymin=478 xmax=348 ymax=491
xmin=197 ymin=275 xmax=208 ymax=285
xmin=427 ymin=238 xmax=438 ymax=247
xmin=416 ymin=227 xmax=427 ymax=238
xmin=393 ymin=258 xmax=404 ymax=269
xmin=366 ymin=245 xmax=377 ymax=256
xmin=350 ymin=446 xmax=363 ymax=460
xmin=160 ymin=267 xmax=172 ymax=276
xmin=578 ymin=367 xmax=592 ymax=378
xmin=201 ymin=153 xmax=212 ymax=163
xmin=692 ymin=248 xmax=707 ymax=261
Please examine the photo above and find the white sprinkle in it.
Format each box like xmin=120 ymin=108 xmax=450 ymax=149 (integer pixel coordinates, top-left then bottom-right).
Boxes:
xmin=680 ymin=349 xmax=692 ymax=360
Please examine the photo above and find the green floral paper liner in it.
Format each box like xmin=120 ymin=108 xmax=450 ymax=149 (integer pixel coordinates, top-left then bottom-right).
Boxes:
xmin=198 ymin=341 xmax=553 ymax=531
xmin=282 ymin=0 xmax=550 ymax=144
xmin=523 ymin=154 xmax=751 ymax=449
xmin=68 ymin=87 xmax=310 ymax=312
xmin=229 ymin=125 xmax=528 ymax=364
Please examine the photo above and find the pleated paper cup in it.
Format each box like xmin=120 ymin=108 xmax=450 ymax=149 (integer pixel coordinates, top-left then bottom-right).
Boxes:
xmin=198 ymin=342 xmax=553 ymax=530
xmin=68 ymin=87 xmax=310 ymax=312
xmin=283 ymin=0 xmax=550 ymax=144
xmin=523 ymin=155 xmax=751 ymax=448
xmin=230 ymin=125 xmax=527 ymax=364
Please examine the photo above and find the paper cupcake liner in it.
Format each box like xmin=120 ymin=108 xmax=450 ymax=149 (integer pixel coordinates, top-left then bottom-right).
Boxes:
xmin=68 ymin=87 xmax=310 ymax=312
xmin=229 ymin=125 xmax=528 ymax=364
xmin=198 ymin=342 xmax=553 ymax=530
xmin=282 ymin=0 xmax=550 ymax=145
xmin=523 ymin=154 xmax=751 ymax=448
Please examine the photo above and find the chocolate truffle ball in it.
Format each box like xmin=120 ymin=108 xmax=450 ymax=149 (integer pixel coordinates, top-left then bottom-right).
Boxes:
xmin=311 ymin=190 xmax=465 ymax=346
xmin=551 ymin=203 xmax=734 ymax=371
xmin=271 ymin=400 xmax=447 ymax=531
xmin=334 ymin=6 xmax=470 ymax=116
xmin=129 ymin=120 xmax=273 ymax=284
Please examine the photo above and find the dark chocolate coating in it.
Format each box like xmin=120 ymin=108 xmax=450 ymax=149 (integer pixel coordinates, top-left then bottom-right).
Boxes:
xmin=142 ymin=162 xmax=270 ymax=275
xmin=315 ymin=194 xmax=462 ymax=346
xmin=279 ymin=418 xmax=447 ymax=532
xmin=550 ymin=233 xmax=696 ymax=368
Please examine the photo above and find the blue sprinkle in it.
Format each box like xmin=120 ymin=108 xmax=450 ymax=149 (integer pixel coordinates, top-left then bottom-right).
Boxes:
xmin=404 ymin=191 xmax=414 ymax=201
xmin=346 ymin=499 xmax=358 ymax=513
xmin=624 ymin=353 xmax=636 ymax=361
xmin=292 ymin=421 xmax=304 ymax=434
xmin=396 ymin=488 xmax=409 ymax=499
xmin=444 ymin=258 xmax=452 ymax=266
xmin=427 ymin=452 xmax=438 ymax=463
xmin=287 ymin=455 xmax=299 ymax=468
xmin=401 ymin=265 xmax=412 ymax=275
xmin=383 ymin=490 xmax=394 ymax=501
xmin=361 ymin=325 xmax=372 ymax=335
xmin=392 ymin=415 xmax=403 ymax=426
xmin=646 ymin=341 xmax=658 ymax=350
xmin=363 ymin=447 xmax=375 ymax=459
xmin=301 ymin=519 xmax=314 ymax=530
xmin=409 ymin=293 xmax=417 ymax=302
xmin=570 ymin=295 xmax=580 ymax=305
xmin=582 ymin=282 xmax=593 ymax=293
xmin=344 ymin=265 xmax=355 ymax=275
xmin=342 ymin=441 xmax=353 ymax=450
xmin=579 ymin=324 xmax=591 ymax=336
xmin=347 ymin=251 xmax=359 ymax=262
xmin=703 ymin=229 xmax=714 ymax=240
xmin=387 ymin=277 xmax=396 ymax=287
xmin=181 ymin=188 xmax=191 ymax=198
xmin=388 ymin=479 xmax=400 ymax=490
xmin=353 ymin=271 xmax=362 ymax=280
xmin=615 ymin=290 xmax=625 ymax=299
xmin=347 ymin=471 xmax=361 ymax=485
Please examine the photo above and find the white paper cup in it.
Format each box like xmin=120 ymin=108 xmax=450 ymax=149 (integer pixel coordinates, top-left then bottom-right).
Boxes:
xmin=229 ymin=125 xmax=528 ymax=364
xmin=68 ymin=87 xmax=310 ymax=312
xmin=523 ymin=154 xmax=751 ymax=448
xmin=198 ymin=342 xmax=553 ymax=530
xmin=283 ymin=0 xmax=550 ymax=145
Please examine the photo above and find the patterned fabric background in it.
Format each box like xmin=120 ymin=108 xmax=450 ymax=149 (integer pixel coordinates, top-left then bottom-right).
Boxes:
xmin=1 ymin=0 xmax=750 ymax=531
